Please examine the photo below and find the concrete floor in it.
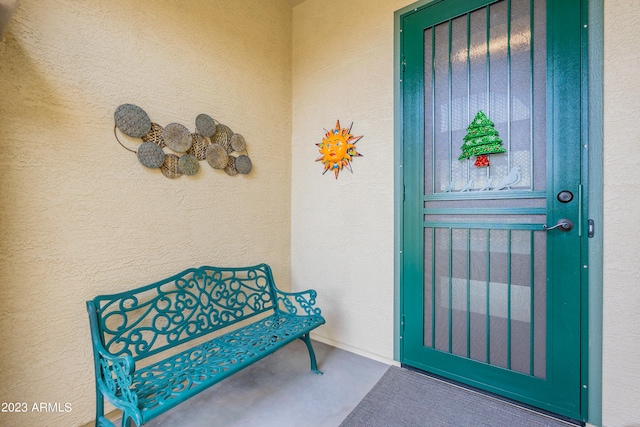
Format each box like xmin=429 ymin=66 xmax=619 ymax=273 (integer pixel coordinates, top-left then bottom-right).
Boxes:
xmin=115 ymin=340 xmax=390 ymax=427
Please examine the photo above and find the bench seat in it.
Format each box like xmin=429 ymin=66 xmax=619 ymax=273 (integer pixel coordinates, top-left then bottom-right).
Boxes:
xmin=132 ymin=312 xmax=325 ymax=422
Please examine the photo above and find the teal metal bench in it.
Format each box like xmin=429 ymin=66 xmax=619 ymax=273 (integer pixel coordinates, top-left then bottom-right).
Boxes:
xmin=86 ymin=264 xmax=325 ymax=427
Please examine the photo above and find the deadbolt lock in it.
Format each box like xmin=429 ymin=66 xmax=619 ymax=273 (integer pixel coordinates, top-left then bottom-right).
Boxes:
xmin=557 ymin=191 xmax=574 ymax=203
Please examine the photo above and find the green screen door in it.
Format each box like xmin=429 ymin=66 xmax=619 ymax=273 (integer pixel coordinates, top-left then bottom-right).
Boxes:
xmin=400 ymin=0 xmax=585 ymax=420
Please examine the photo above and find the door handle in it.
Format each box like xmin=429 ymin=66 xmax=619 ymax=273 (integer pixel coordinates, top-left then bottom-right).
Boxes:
xmin=543 ymin=219 xmax=574 ymax=231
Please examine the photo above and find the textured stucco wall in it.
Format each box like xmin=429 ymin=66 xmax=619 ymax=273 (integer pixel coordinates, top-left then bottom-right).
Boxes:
xmin=1 ymin=0 xmax=639 ymax=426
xmin=0 ymin=0 xmax=293 ymax=426
xmin=291 ymin=0 xmax=416 ymax=363
xmin=602 ymin=2 xmax=640 ymax=426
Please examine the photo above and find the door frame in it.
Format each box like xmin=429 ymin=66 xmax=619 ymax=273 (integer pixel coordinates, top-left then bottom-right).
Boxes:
xmin=392 ymin=0 xmax=603 ymax=424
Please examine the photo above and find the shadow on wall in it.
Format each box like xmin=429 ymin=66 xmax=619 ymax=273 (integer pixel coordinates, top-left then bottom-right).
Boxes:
xmin=0 ymin=0 xmax=19 ymax=40
xmin=0 ymin=32 xmax=70 ymax=130
xmin=0 ymin=10 xmax=75 ymax=422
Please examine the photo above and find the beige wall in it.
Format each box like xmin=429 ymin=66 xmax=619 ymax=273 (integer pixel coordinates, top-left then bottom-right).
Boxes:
xmin=602 ymin=2 xmax=640 ymax=426
xmin=1 ymin=0 xmax=639 ymax=426
xmin=291 ymin=0 xmax=411 ymax=363
xmin=0 ymin=0 xmax=293 ymax=426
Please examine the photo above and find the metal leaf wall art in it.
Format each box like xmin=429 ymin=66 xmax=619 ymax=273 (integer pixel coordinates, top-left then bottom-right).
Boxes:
xmin=114 ymin=104 xmax=252 ymax=179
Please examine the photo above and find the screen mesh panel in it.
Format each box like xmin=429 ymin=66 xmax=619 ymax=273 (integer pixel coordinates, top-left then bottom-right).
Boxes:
xmin=421 ymin=0 xmax=547 ymax=379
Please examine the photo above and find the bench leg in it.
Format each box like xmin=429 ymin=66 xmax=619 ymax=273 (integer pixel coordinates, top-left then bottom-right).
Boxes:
xmin=96 ymin=416 xmax=116 ymax=427
xmin=122 ymin=415 xmax=134 ymax=427
xmin=299 ymin=333 xmax=323 ymax=375
xmin=95 ymin=392 xmax=116 ymax=427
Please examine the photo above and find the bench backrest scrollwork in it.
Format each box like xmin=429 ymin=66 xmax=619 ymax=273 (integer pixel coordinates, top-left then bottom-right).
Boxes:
xmin=89 ymin=264 xmax=277 ymax=361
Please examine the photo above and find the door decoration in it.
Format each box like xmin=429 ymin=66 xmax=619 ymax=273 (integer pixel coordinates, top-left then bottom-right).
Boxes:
xmin=316 ymin=120 xmax=363 ymax=179
xmin=494 ymin=166 xmax=521 ymax=190
xmin=114 ymin=104 xmax=252 ymax=179
xmin=458 ymin=110 xmax=505 ymax=167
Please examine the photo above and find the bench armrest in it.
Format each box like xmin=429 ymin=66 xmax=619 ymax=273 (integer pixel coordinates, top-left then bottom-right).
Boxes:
xmin=274 ymin=288 xmax=322 ymax=316
xmin=94 ymin=340 xmax=144 ymax=426
xmin=87 ymin=302 xmax=143 ymax=426
xmin=95 ymin=346 xmax=137 ymax=404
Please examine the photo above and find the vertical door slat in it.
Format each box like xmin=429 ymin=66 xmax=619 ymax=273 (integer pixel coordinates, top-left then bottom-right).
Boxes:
xmin=529 ymin=229 xmax=535 ymax=376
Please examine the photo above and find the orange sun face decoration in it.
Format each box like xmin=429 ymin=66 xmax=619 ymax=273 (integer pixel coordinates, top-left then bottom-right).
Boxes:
xmin=316 ymin=120 xmax=363 ymax=179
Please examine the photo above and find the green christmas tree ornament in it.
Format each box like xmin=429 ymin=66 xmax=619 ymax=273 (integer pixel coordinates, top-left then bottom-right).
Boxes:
xmin=459 ymin=110 xmax=506 ymax=167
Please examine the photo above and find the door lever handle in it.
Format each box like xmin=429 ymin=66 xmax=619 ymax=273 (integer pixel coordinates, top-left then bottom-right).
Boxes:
xmin=543 ymin=219 xmax=574 ymax=231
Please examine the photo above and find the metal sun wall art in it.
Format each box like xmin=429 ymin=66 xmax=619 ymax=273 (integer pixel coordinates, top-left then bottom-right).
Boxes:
xmin=114 ymin=104 xmax=252 ymax=179
xmin=316 ymin=120 xmax=363 ymax=179
xmin=449 ymin=110 xmax=521 ymax=193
